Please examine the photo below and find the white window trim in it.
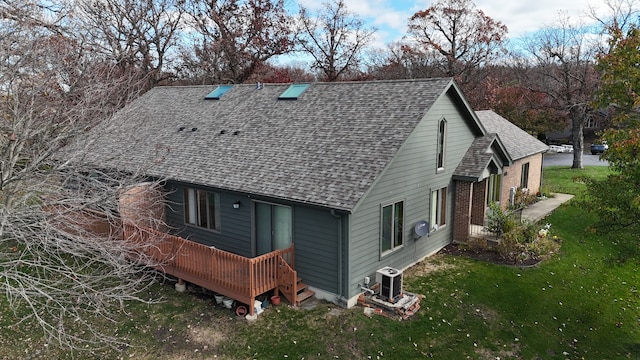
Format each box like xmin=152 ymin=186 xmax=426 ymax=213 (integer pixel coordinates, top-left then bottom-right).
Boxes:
xmin=430 ymin=187 xmax=447 ymax=232
xmin=436 ymin=118 xmax=447 ymax=172
xmin=184 ymin=187 xmax=221 ymax=232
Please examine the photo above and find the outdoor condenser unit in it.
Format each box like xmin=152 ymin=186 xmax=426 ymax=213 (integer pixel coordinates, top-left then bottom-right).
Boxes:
xmin=376 ymin=266 xmax=403 ymax=301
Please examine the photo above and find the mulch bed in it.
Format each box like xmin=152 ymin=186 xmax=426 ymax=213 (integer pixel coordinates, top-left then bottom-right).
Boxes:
xmin=438 ymin=243 xmax=541 ymax=267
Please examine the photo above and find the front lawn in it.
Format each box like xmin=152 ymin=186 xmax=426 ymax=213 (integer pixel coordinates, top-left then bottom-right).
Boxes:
xmin=2 ymin=166 xmax=638 ymax=359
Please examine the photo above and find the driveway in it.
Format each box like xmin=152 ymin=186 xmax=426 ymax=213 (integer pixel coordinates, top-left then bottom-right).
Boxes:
xmin=543 ymin=152 xmax=609 ymax=167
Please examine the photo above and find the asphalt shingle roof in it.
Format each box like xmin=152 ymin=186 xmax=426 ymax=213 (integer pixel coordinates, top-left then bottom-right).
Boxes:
xmin=84 ymin=78 xmax=456 ymax=211
xmin=453 ymin=134 xmax=501 ymax=181
xmin=475 ymin=110 xmax=549 ymax=160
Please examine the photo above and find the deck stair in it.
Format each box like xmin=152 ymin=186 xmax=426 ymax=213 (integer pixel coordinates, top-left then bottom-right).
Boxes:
xmin=275 ymin=254 xmax=316 ymax=306
xmin=294 ymin=278 xmax=316 ymax=305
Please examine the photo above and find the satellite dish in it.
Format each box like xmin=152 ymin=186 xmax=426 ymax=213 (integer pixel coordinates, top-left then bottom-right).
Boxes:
xmin=414 ymin=220 xmax=429 ymax=238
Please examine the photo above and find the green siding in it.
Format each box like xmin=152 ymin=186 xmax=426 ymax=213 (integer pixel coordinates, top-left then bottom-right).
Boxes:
xmin=347 ymin=92 xmax=478 ymax=299
xmin=293 ymin=207 xmax=343 ymax=295
xmin=165 ymin=182 xmax=252 ymax=257
xmin=164 ymin=181 xmax=343 ymax=296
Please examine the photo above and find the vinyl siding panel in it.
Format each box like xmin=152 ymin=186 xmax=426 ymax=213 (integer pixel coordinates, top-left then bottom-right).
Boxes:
xmin=293 ymin=207 xmax=342 ymax=294
xmin=164 ymin=181 xmax=343 ymax=296
xmin=164 ymin=182 xmax=253 ymax=257
xmin=347 ymin=92 xmax=478 ymax=298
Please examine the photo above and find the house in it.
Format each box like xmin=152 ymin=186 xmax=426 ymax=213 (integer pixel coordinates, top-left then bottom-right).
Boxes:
xmin=475 ymin=110 xmax=549 ymax=208
xmin=82 ymin=79 xmax=546 ymax=310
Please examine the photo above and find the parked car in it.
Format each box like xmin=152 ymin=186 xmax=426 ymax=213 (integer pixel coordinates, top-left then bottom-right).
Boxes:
xmin=549 ymin=145 xmax=564 ymax=153
xmin=561 ymin=144 xmax=573 ymax=153
xmin=590 ymin=141 xmax=608 ymax=155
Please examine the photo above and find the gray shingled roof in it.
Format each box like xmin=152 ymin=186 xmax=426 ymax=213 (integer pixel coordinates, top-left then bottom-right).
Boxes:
xmin=475 ymin=110 xmax=549 ymax=160
xmin=83 ymin=78 xmax=458 ymax=211
xmin=453 ymin=134 xmax=503 ymax=181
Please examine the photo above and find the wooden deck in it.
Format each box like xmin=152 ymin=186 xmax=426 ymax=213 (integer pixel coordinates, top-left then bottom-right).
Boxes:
xmin=123 ymin=224 xmax=305 ymax=316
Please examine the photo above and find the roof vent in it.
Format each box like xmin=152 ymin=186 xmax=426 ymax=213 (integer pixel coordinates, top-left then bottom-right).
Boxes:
xmin=232 ymin=130 xmax=240 ymax=135
xmin=256 ymin=82 xmax=263 ymax=90
xmin=278 ymin=84 xmax=309 ymax=100
xmin=204 ymin=85 xmax=233 ymax=100
xmin=178 ymin=126 xmax=185 ymax=132
xmin=219 ymin=130 xmax=227 ymax=135
xmin=191 ymin=127 xmax=198 ymax=132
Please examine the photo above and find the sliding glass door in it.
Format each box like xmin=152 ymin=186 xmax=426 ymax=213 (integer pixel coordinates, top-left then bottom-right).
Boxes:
xmin=255 ymin=202 xmax=292 ymax=256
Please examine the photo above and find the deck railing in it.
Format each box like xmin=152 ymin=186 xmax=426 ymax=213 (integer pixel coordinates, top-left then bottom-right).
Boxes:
xmin=123 ymin=223 xmax=296 ymax=315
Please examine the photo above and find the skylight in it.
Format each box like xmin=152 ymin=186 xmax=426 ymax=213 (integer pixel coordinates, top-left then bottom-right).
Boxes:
xmin=278 ymin=84 xmax=310 ymax=100
xmin=204 ymin=85 xmax=233 ymax=100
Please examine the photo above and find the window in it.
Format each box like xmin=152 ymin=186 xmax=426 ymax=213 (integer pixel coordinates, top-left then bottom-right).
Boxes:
xmin=278 ymin=84 xmax=309 ymax=99
xmin=436 ymin=119 xmax=447 ymax=169
xmin=487 ymin=174 xmax=501 ymax=205
xmin=204 ymin=85 xmax=233 ymax=100
xmin=430 ymin=187 xmax=447 ymax=231
xmin=381 ymin=201 xmax=404 ymax=253
xmin=184 ymin=188 xmax=220 ymax=231
xmin=520 ymin=162 xmax=530 ymax=189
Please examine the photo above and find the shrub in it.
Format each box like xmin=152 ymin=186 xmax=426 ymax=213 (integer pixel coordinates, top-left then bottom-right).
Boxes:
xmin=466 ymin=237 xmax=489 ymax=253
xmin=497 ymin=222 xmax=560 ymax=264
xmin=511 ymin=187 xmax=538 ymax=209
xmin=497 ymin=230 xmax=527 ymax=263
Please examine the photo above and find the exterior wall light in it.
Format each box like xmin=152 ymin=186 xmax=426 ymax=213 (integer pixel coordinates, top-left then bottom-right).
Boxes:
xmin=233 ymin=201 xmax=241 ymax=209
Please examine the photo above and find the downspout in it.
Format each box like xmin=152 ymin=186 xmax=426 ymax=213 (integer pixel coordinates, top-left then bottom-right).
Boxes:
xmin=330 ymin=209 xmax=344 ymax=303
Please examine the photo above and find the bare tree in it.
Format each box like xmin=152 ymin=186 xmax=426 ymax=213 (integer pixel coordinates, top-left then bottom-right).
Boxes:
xmin=367 ymin=41 xmax=443 ymax=80
xmin=297 ymin=0 xmax=376 ymax=82
xmin=1 ymin=1 xmax=168 ymax=352
xmin=589 ymin=0 xmax=640 ymax=45
xmin=407 ymin=0 xmax=508 ymax=95
xmin=72 ymin=0 xmax=185 ymax=87
xmin=179 ymin=0 xmax=295 ymax=84
xmin=516 ymin=15 xmax=600 ymax=168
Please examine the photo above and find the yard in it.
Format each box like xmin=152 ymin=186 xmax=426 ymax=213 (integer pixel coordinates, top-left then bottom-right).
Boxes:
xmin=1 ymin=166 xmax=638 ymax=359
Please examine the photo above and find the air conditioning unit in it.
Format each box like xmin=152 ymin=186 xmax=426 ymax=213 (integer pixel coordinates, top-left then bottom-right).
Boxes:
xmin=376 ymin=266 xmax=403 ymax=302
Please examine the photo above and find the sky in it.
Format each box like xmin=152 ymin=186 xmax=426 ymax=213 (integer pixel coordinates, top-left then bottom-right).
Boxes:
xmin=295 ymin=0 xmax=607 ymax=49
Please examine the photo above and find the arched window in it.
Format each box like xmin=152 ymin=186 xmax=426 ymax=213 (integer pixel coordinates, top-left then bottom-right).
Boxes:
xmin=436 ymin=119 xmax=447 ymax=169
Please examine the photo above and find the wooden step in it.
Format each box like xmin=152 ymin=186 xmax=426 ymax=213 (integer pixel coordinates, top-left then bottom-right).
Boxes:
xmin=296 ymin=289 xmax=316 ymax=304
xmin=294 ymin=280 xmax=315 ymax=305
xmin=296 ymin=281 xmax=309 ymax=293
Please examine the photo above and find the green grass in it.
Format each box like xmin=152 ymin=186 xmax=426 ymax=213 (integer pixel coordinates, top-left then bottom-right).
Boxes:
xmin=542 ymin=166 xmax=610 ymax=195
xmin=2 ymin=166 xmax=639 ymax=359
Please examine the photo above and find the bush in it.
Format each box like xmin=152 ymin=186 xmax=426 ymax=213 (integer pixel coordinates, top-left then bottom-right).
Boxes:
xmin=466 ymin=237 xmax=489 ymax=253
xmin=511 ymin=187 xmax=538 ymax=209
xmin=497 ymin=222 xmax=560 ymax=264
xmin=497 ymin=232 xmax=527 ymax=263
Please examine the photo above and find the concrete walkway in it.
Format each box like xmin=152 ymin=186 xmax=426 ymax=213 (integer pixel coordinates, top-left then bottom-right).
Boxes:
xmin=521 ymin=193 xmax=574 ymax=223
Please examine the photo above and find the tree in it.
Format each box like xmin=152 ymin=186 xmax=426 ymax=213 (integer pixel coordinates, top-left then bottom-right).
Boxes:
xmin=179 ymin=0 xmax=295 ymax=84
xmin=72 ymin=0 xmax=185 ymax=87
xmin=368 ymin=42 xmax=444 ymax=80
xmin=1 ymin=1 xmax=167 ymax=352
xmin=297 ymin=0 xmax=376 ymax=82
xmin=407 ymin=0 xmax=508 ymax=98
xmin=585 ymin=26 xmax=640 ymax=260
xmin=515 ymin=15 xmax=600 ymax=168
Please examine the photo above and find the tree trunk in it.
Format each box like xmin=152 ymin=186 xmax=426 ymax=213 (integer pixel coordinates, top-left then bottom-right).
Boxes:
xmin=570 ymin=104 xmax=585 ymax=169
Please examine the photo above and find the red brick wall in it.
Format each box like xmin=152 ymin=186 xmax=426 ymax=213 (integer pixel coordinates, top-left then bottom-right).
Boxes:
xmin=453 ymin=180 xmax=472 ymax=242
xmin=471 ymin=180 xmax=487 ymax=225
xmin=119 ymin=182 xmax=166 ymax=231
xmin=499 ymin=153 xmax=544 ymax=209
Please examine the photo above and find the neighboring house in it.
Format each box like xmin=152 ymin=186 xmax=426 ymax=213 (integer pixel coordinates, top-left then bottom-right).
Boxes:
xmin=475 ymin=110 xmax=549 ymax=210
xmin=83 ymin=79 xmax=545 ymax=308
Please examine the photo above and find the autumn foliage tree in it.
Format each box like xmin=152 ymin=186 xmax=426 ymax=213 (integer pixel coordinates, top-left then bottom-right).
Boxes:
xmin=407 ymin=0 xmax=507 ymax=104
xmin=585 ymin=26 xmax=640 ymax=260
xmin=180 ymin=0 xmax=295 ymax=84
